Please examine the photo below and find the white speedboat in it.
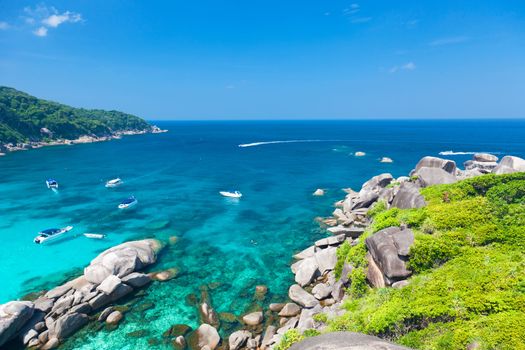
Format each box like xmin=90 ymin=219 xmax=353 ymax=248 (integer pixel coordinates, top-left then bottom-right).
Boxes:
xmin=118 ymin=196 xmax=138 ymax=209
xmin=34 ymin=226 xmax=73 ymax=244
xmin=46 ymin=179 xmax=58 ymax=189
xmin=84 ymin=233 xmax=106 ymax=239
xmin=105 ymin=178 xmax=123 ymax=188
xmin=219 ymin=190 xmax=243 ymax=198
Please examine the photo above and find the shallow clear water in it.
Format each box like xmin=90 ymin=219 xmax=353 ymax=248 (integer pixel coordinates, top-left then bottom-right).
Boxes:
xmin=1 ymin=120 xmax=524 ymax=348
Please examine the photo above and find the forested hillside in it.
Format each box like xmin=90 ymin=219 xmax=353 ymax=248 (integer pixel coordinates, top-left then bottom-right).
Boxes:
xmin=0 ymin=86 xmax=152 ymax=143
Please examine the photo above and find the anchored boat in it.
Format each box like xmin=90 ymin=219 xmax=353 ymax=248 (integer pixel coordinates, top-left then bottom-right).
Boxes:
xmin=34 ymin=226 xmax=73 ymax=244
xmin=105 ymin=178 xmax=123 ymax=188
xmin=46 ymin=179 xmax=58 ymax=190
xmin=219 ymin=190 xmax=243 ymax=198
xmin=118 ymin=196 xmax=138 ymax=209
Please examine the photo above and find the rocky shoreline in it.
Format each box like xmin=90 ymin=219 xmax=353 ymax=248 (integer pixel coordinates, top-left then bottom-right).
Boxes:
xmin=1 ymin=153 xmax=524 ymax=349
xmin=0 ymin=126 xmax=167 ymax=156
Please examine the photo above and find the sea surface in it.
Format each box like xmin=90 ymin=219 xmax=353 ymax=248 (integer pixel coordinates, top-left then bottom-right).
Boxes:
xmin=1 ymin=120 xmax=524 ymax=349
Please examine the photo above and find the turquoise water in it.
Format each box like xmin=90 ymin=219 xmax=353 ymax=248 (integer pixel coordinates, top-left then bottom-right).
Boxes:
xmin=1 ymin=120 xmax=524 ymax=349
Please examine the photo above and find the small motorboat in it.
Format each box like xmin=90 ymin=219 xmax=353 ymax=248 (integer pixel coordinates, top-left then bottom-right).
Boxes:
xmin=118 ymin=196 xmax=138 ymax=209
xmin=84 ymin=233 xmax=106 ymax=240
xmin=34 ymin=226 xmax=73 ymax=244
xmin=105 ymin=178 xmax=123 ymax=188
xmin=220 ymin=191 xmax=243 ymax=198
xmin=46 ymin=179 xmax=58 ymax=189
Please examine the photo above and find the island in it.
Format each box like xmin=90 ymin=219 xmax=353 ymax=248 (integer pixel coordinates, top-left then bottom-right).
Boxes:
xmin=0 ymin=86 xmax=166 ymax=155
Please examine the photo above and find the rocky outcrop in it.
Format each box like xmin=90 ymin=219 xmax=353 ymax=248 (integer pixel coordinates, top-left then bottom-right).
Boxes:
xmin=365 ymin=227 xmax=414 ymax=285
xmin=391 ymin=183 xmax=426 ymax=209
xmin=493 ymin=155 xmax=525 ymax=174
xmin=0 ymin=239 xmax=163 ymax=349
xmin=416 ymin=167 xmax=457 ymax=187
xmin=0 ymin=301 xmax=35 ymax=347
xmin=413 ymin=156 xmax=457 ymax=174
xmin=84 ymin=239 xmax=162 ymax=284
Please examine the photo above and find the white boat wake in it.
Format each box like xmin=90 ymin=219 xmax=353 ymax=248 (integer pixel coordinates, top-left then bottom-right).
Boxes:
xmin=238 ymin=139 xmax=344 ymax=148
xmin=439 ymin=151 xmax=501 ymax=156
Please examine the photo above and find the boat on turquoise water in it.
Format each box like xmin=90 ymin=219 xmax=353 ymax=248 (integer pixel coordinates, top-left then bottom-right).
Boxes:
xmin=220 ymin=190 xmax=243 ymax=198
xmin=83 ymin=233 xmax=106 ymax=239
xmin=46 ymin=179 xmax=58 ymax=190
xmin=33 ymin=226 xmax=73 ymax=244
xmin=118 ymin=196 xmax=138 ymax=209
xmin=105 ymin=178 xmax=123 ymax=188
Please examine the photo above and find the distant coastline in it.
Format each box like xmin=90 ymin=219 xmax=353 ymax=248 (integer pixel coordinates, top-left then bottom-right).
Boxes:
xmin=0 ymin=126 xmax=168 ymax=156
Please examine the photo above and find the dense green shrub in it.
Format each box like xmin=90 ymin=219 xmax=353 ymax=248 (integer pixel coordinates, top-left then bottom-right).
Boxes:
xmin=330 ymin=173 xmax=525 ymax=349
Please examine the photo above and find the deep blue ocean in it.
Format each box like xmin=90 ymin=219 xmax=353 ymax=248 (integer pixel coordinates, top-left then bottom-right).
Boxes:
xmin=1 ymin=120 xmax=524 ymax=349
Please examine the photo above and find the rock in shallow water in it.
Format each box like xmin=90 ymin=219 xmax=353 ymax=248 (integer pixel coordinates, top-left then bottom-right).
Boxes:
xmin=187 ymin=323 xmax=220 ymax=350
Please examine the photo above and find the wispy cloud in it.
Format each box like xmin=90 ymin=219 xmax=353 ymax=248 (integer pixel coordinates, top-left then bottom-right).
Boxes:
xmin=429 ymin=36 xmax=469 ymax=47
xmin=343 ymin=3 xmax=360 ymax=16
xmin=343 ymin=3 xmax=372 ymax=24
xmin=33 ymin=26 xmax=48 ymax=37
xmin=42 ymin=11 xmax=82 ymax=28
xmin=389 ymin=62 xmax=416 ymax=73
xmin=23 ymin=5 xmax=82 ymax=37
xmin=0 ymin=21 xmax=9 ymax=30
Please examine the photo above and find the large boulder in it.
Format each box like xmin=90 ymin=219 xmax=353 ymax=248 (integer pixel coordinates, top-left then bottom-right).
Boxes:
xmin=289 ymin=332 xmax=412 ymax=349
xmin=416 ymin=167 xmax=457 ymax=187
xmin=493 ymin=156 xmax=525 ymax=174
xmin=84 ymin=239 xmax=162 ymax=284
xmin=315 ymin=247 xmax=337 ymax=274
xmin=352 ymin=189 xmax=379 ymax=210
xmin=49 ymin=312 xmax=89 ymax=339
xmin=365 ymin=227 xmax=414 ymax=283
xmin=0 ymin=301 xmax=35 ymax=347
xmin=473 ymin=153 xmax=498 ymax=162
xmin=391 ymin=182 xmax=426 ymax=209
xmin=229 ymin=330 xmax=251 ymax=350
xmin=96 ymin=275 xmax=122 ymax=295
xmin=294 ymin=257 xmax=320 ymax=287
xmin=414 ymin=156 xmax=456 ymax=174
xmin=278 ymin=303 xmax=301 ymax=317
xmin=121 ymin=272 xmax=151 ymax=288
xmin=288 ymin=285 xmax=318 ymax=308
xmin=464 ymin=160 xmax=498 ymax=173
xmin=188 ymin=323 xmax=220 ymax=350
xmin=362 ymin=173 xmax=393 ymax=190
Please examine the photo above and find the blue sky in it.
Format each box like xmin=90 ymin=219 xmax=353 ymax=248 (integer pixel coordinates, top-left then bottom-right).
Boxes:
xmin=0 ymin=1 xmax=524 ymax=120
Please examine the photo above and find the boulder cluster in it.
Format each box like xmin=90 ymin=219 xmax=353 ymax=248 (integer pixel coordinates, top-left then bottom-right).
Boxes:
xmin=0 ymin=239 xmax=163 ymax=349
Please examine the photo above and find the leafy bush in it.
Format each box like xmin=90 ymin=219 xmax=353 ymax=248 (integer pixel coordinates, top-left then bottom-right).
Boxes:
xmin=274 ymin=329 xmax=304 ymax=350
xmin=328 ymin=173 xmax=525 ymax=349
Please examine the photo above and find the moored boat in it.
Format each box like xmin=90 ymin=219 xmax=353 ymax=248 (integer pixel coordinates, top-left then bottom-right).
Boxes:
xmin=105 ymin=178 xmax=123 ymax=188
xmin=118 ymin=196 xmax=138 ymax=209
xmin=34 ymin=226 xmax=73 ymax=244
xmin=46 ymin=179 xmax=58 ymax=189
xmin=219 ymin=190 xmax=243 ymax=198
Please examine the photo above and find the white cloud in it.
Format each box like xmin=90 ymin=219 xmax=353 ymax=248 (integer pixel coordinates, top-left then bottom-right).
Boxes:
xmin=24 ymin=5 xmax=82 ymax=37
xmin=33 ymin=26 xmax=48 ymax=37
xmin=429 ymin=36 xmax=469 ymax=47
xmin=343 ymin=4 xmax=372 ymax=24
xmin=42 ymin=11 xmax=82 ymax=28
xmin=389 ymin=62 xmax=416 ymax=73
xmin=343 ymin=4 xmax=360 ymax=16
xmin=0 ymin=21 xmax=9 ymax=30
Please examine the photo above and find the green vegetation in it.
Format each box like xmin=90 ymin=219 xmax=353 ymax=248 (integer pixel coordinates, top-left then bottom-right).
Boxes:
xmin=274 ymin=329 xmax=321 ymax=350
xmin=331 ymin=173 xmax=525 ymax=350
xmin=0 ymin=86 xmax=151 ymax=144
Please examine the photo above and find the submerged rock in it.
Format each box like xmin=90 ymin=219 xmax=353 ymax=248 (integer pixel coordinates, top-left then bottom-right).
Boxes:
xmin=163 ymin=324 xmax=192 ymax=338
xmin=313 ymin=189 xmax=325 ymax=196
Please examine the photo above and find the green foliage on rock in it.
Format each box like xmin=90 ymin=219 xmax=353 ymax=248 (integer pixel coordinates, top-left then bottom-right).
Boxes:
xmin=331 ymin=173 xmax=525 ymax=350
xmin=0 ymin=86 xmax=152 ymax=143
